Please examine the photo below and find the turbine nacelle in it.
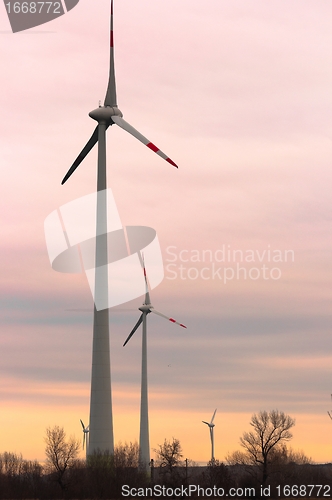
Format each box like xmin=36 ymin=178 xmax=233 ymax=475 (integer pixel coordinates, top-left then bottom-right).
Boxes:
xmin=89 ymin=105 xmax=123 ymax=123
xmin=202 ymin=421 xmax=215 ymax=428
xmin=139 ymin=304 xmax=152 ymax=313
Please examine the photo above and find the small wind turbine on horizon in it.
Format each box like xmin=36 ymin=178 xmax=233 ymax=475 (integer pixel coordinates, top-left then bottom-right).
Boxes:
xmin=61 ymin=0 xmax=179 ymax=456
xmin=202 ymin=409 xmax=217 ymax=461
xmin=327 ymin=394 xmax=332 ymax=420
xmin=123 ymin=255 xmax=186 ymax=472
xmin=80 ymin=419 xmax=89 ymax=453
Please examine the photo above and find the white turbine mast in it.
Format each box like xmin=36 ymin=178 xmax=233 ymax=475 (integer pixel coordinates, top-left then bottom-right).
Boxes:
xmin=61 ymin=0 xmax=178 ymax=456
xmin=123 ymin=254 xmax=186 ymax=472
xmin=202 ymin=408 xmax=217 ymax=462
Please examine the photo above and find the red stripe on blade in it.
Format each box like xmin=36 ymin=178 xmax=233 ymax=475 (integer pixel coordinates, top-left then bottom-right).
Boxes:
xmin=147 ymin=142 xmax=159 ymax=153
xmin=110 ymin=30 xmax=113 ymax=47
xmin=180 ymin=324 xmax=187 ymax=328
xmin=166 ymin=158 xmax=178 ymax=168
xmin=169 ymin=318 xmax=176 ymax=323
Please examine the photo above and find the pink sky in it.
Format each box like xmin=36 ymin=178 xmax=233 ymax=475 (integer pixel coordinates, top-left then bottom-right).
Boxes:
xmin=0 ymin=0 xmax=332 ymax=463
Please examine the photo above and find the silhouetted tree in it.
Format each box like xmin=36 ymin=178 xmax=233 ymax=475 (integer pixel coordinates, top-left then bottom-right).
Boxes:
xmin=204 ymin=459 xmax=232 ymax=489
xmin=154 ymin=437 xmax=183 ymax=474
xmin=44 ymin=425 xmax=80 ymax=496
xmin=226 ymin=410 xmax=295 ymax=485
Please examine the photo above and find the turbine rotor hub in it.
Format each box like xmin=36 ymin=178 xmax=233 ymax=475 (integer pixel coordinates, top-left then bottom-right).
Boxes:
xmin=89 ymin=105 xmax=123 ymax=123
xmin=139 ymin=305 xmax=151 ymax=313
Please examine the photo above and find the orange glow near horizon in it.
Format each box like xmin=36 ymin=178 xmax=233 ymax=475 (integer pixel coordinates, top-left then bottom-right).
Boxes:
xmin=1 ymin=381 xmax=332 ymax=465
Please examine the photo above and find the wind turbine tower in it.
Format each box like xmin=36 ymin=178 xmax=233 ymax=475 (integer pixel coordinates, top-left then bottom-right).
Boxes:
xmin=61 ymin=1 xmax=178 ymax=455
xmin=202 ymin=409 xmax=217 ymax=461
xmin=123 ymin=257 xmax=186 ymax=471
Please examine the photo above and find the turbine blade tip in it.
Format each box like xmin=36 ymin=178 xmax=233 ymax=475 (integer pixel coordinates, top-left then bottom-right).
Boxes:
xmin=166 ymin=158 xmax=178 ymax=168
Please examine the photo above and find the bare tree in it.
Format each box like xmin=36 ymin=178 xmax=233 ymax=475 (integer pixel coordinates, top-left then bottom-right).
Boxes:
xmin=0 ymin=452 xmax=24 ymax=476
xmin=227 ymin=410 xmax=295 ymax=485
xmin=114 ymin=441 xmax=139 ymax=468
xmin=154 ymin=438 xmax=183 ymax=473
xmin=44 ymin=425 xmax=80 ymax=495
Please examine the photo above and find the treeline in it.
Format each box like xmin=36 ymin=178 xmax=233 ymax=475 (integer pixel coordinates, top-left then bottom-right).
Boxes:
xmin=0 ymin=448 xmax=147 ymax=499
xmin=1 ymin=452 xmax=332 ymax=499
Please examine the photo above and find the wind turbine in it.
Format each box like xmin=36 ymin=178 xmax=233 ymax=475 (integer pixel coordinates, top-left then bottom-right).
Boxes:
xmin=123 ymin=256 xmax=186 ymax=472
xmin=61 ymin=1 xmax=178 ymax=456
xmin=202 ymin=409 xmax=217 ymax=461
xmin=327 ymin=394 xmax=332 ymax=420
xmin=80 ymin=419 xmax=90 ymax=452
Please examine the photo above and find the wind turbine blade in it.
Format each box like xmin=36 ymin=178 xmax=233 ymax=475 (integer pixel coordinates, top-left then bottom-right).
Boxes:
xmin=141 ymin=253 xmax=151 ymax=305
xmin=83 ymin=432 xmax=86 ymax=450
xmin=61 ymin=126 xmax=99 ymax=184
xmin=150 ymin=309 xmax=186 ymax=328
xmin=104 ymin=0 xmax=117 ymax=107
xmin=328 ymin=411 xmax=332 ymax=420
xmin=80 ymin=419 xmax=85 ymax=430
xmin=202 ymin=421 xmax=209 ymax=425
xmin=123 ymin=314 xmax=144 ymax=346
xmin=111 ymin=115 xmax=178 ymax=168
xmin=210 ymin=409 xmax=217 ymax=425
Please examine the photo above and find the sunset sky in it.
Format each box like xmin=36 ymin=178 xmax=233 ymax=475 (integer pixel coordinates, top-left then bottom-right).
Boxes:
xmin=1 ymin=0 xmax=332 ymax=464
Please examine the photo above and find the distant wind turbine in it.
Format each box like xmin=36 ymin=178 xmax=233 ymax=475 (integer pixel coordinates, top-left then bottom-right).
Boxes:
xmin=327 ymin=394 xmax=332 ymax=420
xmin=123 ymin=255 xmax=186 ymax=472
xmin=202 ymin=409 xmax=217 ymax=461
xmin=61 ymin=0 xmax=178 ymax=455
xmin=80 ymin=419 xmax=89 ymax=453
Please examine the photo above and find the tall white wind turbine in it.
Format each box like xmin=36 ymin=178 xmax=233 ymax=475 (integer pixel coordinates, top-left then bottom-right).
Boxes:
xmin=61 ymin=1 xmax=178 ymax=455
xmin=202 ymin=409 xmax=217 ymax=461
xmin=123 ymin=256 xmax=186 ymax=472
